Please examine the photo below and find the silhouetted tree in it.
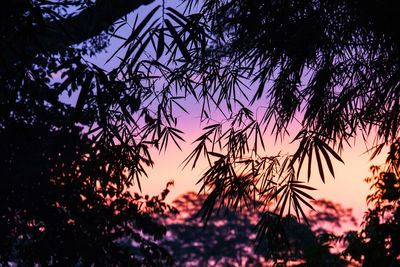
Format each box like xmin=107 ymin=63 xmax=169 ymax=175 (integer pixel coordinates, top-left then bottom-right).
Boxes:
xmin=3 ymin=0 xmax=400 ymax=264
xmin=308 ymin=199 xmax=357 ymax=235
xmin=160 ymin=192 xmax=352 ymax=266
xmin=160 ymin=192 xmax=267 ymax=266
xmin=157 ymin=0 xmax=400 ymax=252
xmin=0 ymin=1 xmax=178 ymax=265
xmin=338 ymin=143 xmax=400 ymax=265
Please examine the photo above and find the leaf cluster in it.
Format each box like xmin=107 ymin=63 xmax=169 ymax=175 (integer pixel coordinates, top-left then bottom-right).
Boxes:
xmin=0 ymin=2 xmax=182 ymax=265
xmin=160 ymin=192 xmax=349 ymax=266
xmin=329 ymin=149 xmax=400 ymax=266
xmin=4 ymin=0 xmax=400 ymax=263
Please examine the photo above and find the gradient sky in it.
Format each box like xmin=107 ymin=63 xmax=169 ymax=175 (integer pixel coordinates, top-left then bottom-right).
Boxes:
xmin=134 ymin=119 xmax=385 ymax=227
xmin=67 ymin=1 xmax=389 ymax=229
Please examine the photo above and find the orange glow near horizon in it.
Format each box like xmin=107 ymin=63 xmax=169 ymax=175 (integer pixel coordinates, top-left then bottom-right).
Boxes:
xmin=132 ymin=117 xmax=387 ymax=230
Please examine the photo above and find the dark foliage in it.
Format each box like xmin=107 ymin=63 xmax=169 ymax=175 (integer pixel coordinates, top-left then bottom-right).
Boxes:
xmin=0 ymin=1 xmax=177 ymax=265
xmin=155 ymin=0 xmax=400 ymax=251
xmin=0 ymin=119 xmax=174 ymax=265
xmin=160 ymin=192 xmax=352 ymax=266
xmin=3 ymin=0 xmax=400 ymax=264
xmin=160 ymin=192 xmax=267 ymax=266
xmin=337 ymin=146 xmax=400 ymax=265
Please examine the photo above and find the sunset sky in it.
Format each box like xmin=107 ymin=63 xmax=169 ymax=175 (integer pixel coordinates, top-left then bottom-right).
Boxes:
xmin=74 ymin=1 xmax=388 ymax=230
xmin=7 ymin=1 xmax=400 ymax=265
xmin=135 ymin=118 xmax=385 ymax=227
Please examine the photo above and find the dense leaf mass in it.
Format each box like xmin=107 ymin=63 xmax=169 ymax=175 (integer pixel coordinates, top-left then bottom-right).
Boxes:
xmin=3 ymin=0 xmax=400 ymax=264
xmin=160 ymin=0 xmax=400 ymax=248
xmin=0 ymin=1 xmax=176 ymax=265
xmin=190 ymin=0 xmax=400 ymax=144
xmin=337 ymin=146 xmax=400 ymax=265
xmin=0 ymin=121 xmax=173 ymax=265
xmin=160 ymin=192 xmax=354 ymax=266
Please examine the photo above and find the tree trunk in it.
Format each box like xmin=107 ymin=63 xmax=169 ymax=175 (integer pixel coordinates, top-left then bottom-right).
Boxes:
xmin=1 ymin=0 xmax=155 ymax=65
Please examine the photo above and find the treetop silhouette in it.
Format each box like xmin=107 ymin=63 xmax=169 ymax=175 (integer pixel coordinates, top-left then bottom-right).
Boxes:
xmin=2 ymin=0 xmax=400 ymax=264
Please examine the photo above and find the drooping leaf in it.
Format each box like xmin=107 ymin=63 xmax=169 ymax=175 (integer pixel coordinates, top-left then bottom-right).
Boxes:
xmin=106 ymin=5 xmax=161 ymax=63
xmin=164 ymin=19 xmax=191 ymax=61
xmin=314 ymin=144 xmax=325 ymax=183
xmin=74 ymin=71 xmax=93 ymax=121
xmin=156 ymin=28 xmax=165 ymax=59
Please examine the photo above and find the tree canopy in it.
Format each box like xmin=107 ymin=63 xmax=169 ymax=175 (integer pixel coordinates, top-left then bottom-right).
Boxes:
xmin=336 ymin=144 xmax=400 ymax=265
xmin=2 ymin=0 xmax=400 ymax=264
xmin=160 ymin=192 xmax=355 ymax=266
xmin=135 ymin=0 xmax=400 ymax=248
xmin=1 ymin=1 xmax=176 ymax=265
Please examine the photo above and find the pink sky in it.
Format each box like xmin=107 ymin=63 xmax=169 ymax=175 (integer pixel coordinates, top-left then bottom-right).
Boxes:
xmin=133 ymin=117 xmax=385 ymax=227
xmin=75 ymin=1 xmax=387 ymax=230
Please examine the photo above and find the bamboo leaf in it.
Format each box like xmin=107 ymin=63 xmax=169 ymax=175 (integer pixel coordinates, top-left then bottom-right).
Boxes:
xmin=314 ymin=144 xmax=325 ymax=183
xmin=292 ymin=191 xmax=315 ymax=211
xmin=156 ymin=28 xmax=165 ymax=59
xmin=95 ymin=76 xmax=107 ymax=128
xmin=122 ymin=5 xmax=161 ymax=47
xmin=107 ymin=5 xmax=160 ymax=63
xmin=74 ymin=71 xmax=93 ymax=121
xmin=208 ymin=151 xmax=225 ymax=158
xmin=292 ymin=193 xmax=311 ymax=224
xmin=291 ymin=187 xmax=315 ymax=200
xmin=291 ymin=136 xmax=307 ymax=165
xmin=318 ymin=142 xmax=335 ymax=177
xmin=164 ymin=19 xmax=191 ymax=61
xmin=370 ymin=142 xmax=385 ymax=160
xmin=279 ymin=187 xmax=290 ymax=217
xmin=129 ymin=35 xmax=152 ymax=68
xmin=307 ymin=144 xmax=313 ymax=182
xmin=121 ymin=20 xmax=158 ymax=66
xmin=315 ymin=137 xmax=344 ymax=163
xmin=271 ymin=184 xmax=287 ymax=201
xmin=289 ymin=181 xmax=316 ymax=191
xmin=166 ymin=7 xmax=190 ymax=23
xmin=297 ymin=139 xmax=310 ymax=179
